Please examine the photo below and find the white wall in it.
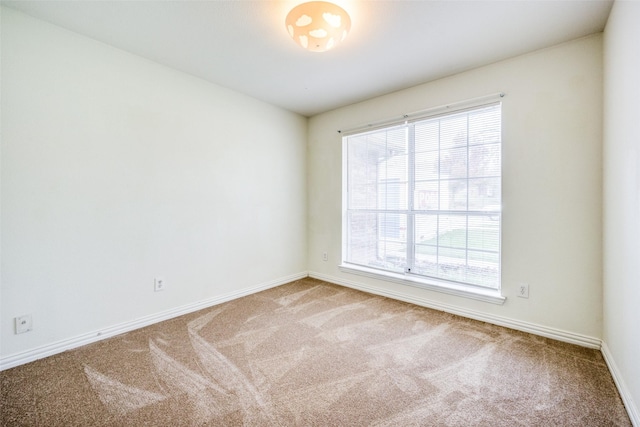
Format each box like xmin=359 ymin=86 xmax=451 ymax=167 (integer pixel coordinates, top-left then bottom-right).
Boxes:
xmin=603 ymin=1 xmax=640 ymax=423
xmin=0 ymin=7 xmax=307 ymax=360
xmin=308 ymin=35 xmax=604 ymax=342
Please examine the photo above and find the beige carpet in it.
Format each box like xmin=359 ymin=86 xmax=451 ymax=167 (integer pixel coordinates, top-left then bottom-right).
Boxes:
xmin=0 ymin=278 xmax=632 ymax=426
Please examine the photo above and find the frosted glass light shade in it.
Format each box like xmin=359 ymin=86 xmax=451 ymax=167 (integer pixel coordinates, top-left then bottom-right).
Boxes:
xmin=286 ymin=1 xmax=351 ymax=52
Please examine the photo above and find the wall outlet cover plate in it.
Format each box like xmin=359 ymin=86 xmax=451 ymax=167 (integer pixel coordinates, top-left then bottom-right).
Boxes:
xmin=15 ymin=315 xmax=33 ymax=334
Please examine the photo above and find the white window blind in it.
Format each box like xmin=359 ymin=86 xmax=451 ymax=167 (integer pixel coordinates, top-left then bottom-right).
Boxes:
xmin=343 ymin=102 xmax=501 ymax=290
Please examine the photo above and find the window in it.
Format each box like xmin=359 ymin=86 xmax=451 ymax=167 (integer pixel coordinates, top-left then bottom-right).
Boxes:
xmin=342 ymin=102 xmax=502 ymax=295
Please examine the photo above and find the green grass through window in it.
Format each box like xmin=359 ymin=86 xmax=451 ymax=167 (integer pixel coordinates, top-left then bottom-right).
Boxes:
xmin=416 ymin=228 xmax=499 ymax=263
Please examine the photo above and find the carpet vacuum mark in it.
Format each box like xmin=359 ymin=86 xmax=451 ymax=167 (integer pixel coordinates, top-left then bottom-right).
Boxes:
xmin=0 ymin=278 xmax=632 ymax=426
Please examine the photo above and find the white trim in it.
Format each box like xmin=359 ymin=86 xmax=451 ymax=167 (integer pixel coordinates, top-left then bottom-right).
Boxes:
xmin=341 ymin=102 xmax=503 ymax=297
xmin=0 ymin=271 xmax=308 ymax=371
xmin=340 ymin=263 xmax=506 ymax=305
xmin=310 ymin=271 xmax=601 ymax=349
xmin=601 ymin=342 xmax=640 ymax=426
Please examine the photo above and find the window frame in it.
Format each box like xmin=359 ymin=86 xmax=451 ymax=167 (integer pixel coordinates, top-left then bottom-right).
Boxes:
xmin=340 ymin=100 xmax=505 ymax=305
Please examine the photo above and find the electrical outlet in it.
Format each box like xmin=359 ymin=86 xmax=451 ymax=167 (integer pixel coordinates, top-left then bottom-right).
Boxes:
xmin=322 ymin=252 xmax=328 ymax=262
xmin=154 ymin=277 xmax=165 ymax=292
xmin=517 ymin=283 xmax=529 ymax=298
xmin=15 ymin=315 xmax=33 ymax=334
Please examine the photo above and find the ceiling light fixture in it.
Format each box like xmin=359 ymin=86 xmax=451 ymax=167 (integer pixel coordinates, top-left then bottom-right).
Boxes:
xmin=285 ymin=1 xmax=351 ymax=53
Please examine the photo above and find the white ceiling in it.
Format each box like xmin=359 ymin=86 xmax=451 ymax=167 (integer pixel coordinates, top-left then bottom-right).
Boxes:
xmin=2 ymin=0 xmax=613 ymax=117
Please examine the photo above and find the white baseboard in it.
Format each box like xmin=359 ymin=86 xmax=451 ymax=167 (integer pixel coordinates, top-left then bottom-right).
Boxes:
xmin=309 ymin=271 xmax=602 ymax=349
xmin=601 ymin=342 xmax=640 ymax=426
xmin=0 ymin=271 xmax=308 ymax=371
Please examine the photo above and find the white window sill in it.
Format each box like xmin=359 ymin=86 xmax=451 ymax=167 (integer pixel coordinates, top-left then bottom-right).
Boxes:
xmin=339 ymin=263 xmax=506 ymax=305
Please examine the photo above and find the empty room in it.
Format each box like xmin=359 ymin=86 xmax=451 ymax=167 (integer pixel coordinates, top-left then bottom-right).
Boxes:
xmin=1 ymin=0 xmax=638 ymax=425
